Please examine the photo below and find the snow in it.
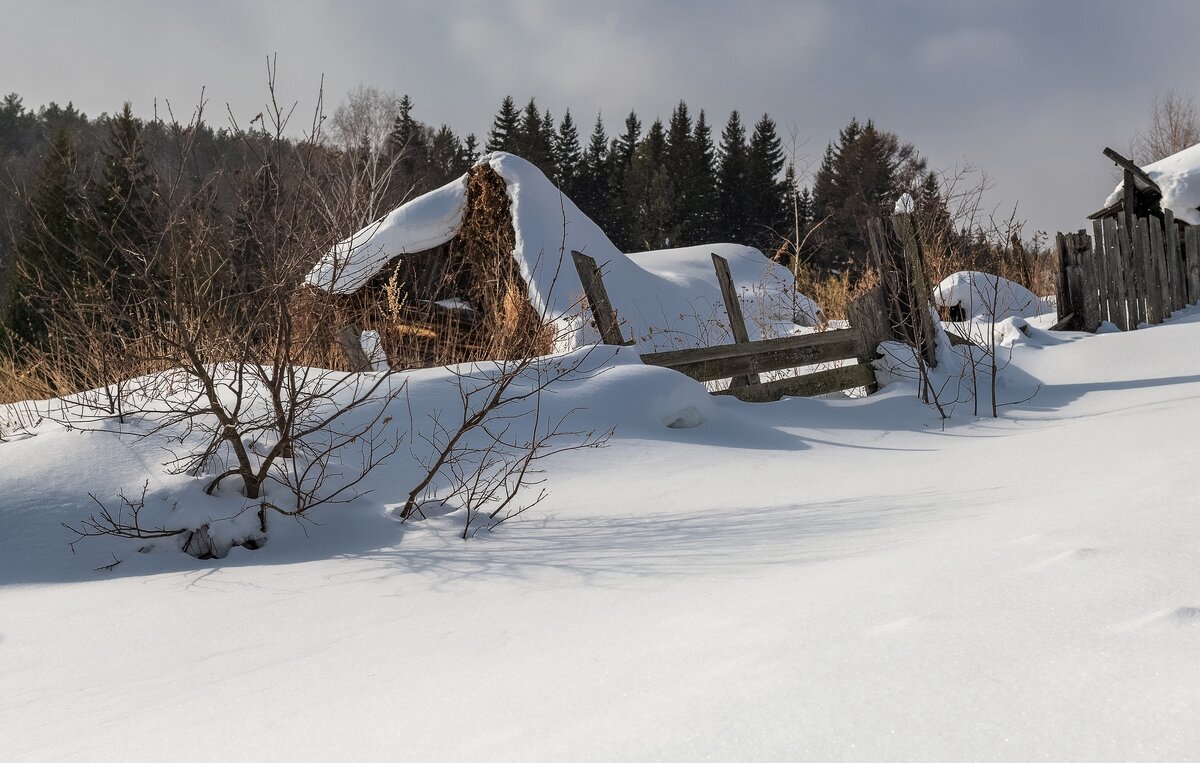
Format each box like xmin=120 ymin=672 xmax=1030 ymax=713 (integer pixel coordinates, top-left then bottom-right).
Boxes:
xmin=934 ymin=270 xmax=1053 ymax=321
xmin=5 ymin=302 xmax=1200 ymax=757
xmin=358 ymin=329 xmax=389 ymax=372
xmin=306 ymin=152 xmax=818 ymax=353
xmin=895 ymin=192 xmax=915 ymax=214
xmin=1104 ymin=141 xmax=1200 ymax=225
xmin=305 ymin=176 xmax=467 ymax=294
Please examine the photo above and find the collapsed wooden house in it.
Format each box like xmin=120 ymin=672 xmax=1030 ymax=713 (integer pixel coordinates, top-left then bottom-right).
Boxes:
xmin=305 ymin=152 xmax=824 ymax=370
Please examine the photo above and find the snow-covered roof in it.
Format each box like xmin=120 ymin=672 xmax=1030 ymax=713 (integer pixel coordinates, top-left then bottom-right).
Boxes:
xmin=306 ymin=152 xmax=818 ymax=353
xmin=1104 ymin=142 xmax=1200 ymax=225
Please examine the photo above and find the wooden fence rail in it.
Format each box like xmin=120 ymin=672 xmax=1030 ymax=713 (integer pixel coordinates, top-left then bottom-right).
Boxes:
xmin=570 ymin=249 xmax=880 ymax=402
xmin=1057 ymin=214 xmax=1199 ymax=332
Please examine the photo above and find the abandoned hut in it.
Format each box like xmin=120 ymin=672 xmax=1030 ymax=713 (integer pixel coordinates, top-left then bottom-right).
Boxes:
xmin=305 ymin=152 xmax=823 ymax=369
xmin=1054 ymin=143 xmax=1200 ymax=332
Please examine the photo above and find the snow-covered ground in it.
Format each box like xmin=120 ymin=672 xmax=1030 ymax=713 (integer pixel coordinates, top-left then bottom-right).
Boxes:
xmin=3 ymin=307 xmax=1200 ymax=760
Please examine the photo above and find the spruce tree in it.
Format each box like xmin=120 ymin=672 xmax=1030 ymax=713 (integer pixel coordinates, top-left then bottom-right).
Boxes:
xmin=575 ymin=114 xmax=613 ymax=233
xmin=485 ymin=96 xmax=520 ymax=153
xmin=809 ymin=117 xmax=926 ymax=271
xmin=427 ymin=125 xmax=465 ymax=186
xmin=606 ymin=111 xmax=641 ymax=248
xmin=665 ymin=101 xmax=695 ymax=244
xmin=746 ymin=113 xmax=787 ymax=254
xmin=715 ymin=110 xmax=749 ymax=243
xmin=387 ymin=95 xmax=427 ymax=179
xmin=95 ymin=102 xmax=160 ymax=313
xmin=460 ymin=133 xmax=480 ymax=168
xmin=7 ymin=129 xmax=87 ymax=346
xmin=688 ymin=110 xmax=719 ymax=243
xmin=623 ymin=119 xmax=675 ymax=249
xmin=554 ymin=110 xmax=582 ymax=195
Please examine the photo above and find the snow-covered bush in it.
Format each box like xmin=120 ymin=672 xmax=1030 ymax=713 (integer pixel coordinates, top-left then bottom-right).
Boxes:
xmin=934 ymin=271 xmax=1051 ymax=322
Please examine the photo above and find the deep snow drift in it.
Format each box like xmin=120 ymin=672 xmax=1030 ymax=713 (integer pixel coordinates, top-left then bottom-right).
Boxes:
xmin=4 ymin=307 xmax=1200 ymax=759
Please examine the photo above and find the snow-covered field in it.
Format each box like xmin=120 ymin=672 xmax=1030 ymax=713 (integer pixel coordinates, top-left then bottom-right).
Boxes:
xmin=3 ymin=307 xmax=1200 ymax=760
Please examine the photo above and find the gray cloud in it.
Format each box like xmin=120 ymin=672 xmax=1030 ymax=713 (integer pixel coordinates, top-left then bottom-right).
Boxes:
xmin=3 ymin=0 xmax=1197 ymax=235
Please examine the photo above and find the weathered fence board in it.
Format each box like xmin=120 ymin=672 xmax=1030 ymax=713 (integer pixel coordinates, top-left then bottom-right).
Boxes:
xmin=641 ymin=330 xmax=863 ymax=383
xmin=571 ymin=250 xmax=628 ymax=346
xmin=1062 ymin=213 xmax=1196 ymax=333
xmin=713 ymin=363 xmax=877 ymax=403
xmin=710 ymin=252 xmax=759 ymax=389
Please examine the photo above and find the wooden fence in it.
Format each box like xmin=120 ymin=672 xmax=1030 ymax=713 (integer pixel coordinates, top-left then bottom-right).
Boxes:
xmin=570 ymin=250 xmax=880 ymax=402
xmin=1057 ymin=211 xmax=1200 ymax=332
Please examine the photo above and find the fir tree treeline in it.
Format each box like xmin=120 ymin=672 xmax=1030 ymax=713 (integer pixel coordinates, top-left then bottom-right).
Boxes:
xmin=484 ymin=96 xmax=789 ymax=254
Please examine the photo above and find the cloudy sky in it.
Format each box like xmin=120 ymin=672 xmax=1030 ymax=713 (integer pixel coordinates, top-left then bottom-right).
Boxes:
xmin=4 ymin=0 xmax=1197 ymax=235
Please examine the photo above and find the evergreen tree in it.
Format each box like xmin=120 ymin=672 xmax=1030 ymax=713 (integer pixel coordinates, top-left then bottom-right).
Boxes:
xmin=514 ymin=99 xmax=554 ymax=175
xmin=688 ymin=110 xmax=719 ymax=243
xmin=0 ymin=93 xmax=36 ymax=156
xmin=6 ymin=129 xmax=87 ymax=346
xmin=553 ymin=110 xmax=582 ymax=195
xmin=485 ymin=96 xmax=520 ymax=153
xmin=460 ymin=133 xmax=480 ymax=168
xmin=575 ymin=114 xmax=613 ymax=233
xmin=624 ymin=119 xmax=675 ymax=249
xmin=387 ymin=95 xmax=429 ymax=183
xmin=95 ymin=103 xmax=160 ymax=310
xmin=746 ymin=113 xmax=787 ymax=254
xmin=810 ymin=118 xmax=926 ymax=271
xmin=715 ymin=110 xmax=749 ymax=243
xmin=606 ymin=111 xmax=641 ymax=248
xmin=664 ymin=101 xmax=696 ymax=244
xmin=427 ymin=125 xmax=465 ymax=186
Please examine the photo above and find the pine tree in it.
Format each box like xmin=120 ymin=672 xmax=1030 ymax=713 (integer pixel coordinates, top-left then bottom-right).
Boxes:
xmin=746 ymin=113 xmax=787 ymax=254
xmin=715 ymin=110 xmax=749 ymax=243
xmin=665 ymin=101 xmax=695 ymax=244
xmin=6 ymin=129 xmax=87 ymax=346
xmin=485 ymin=96 xmax=520 ymax=153
xmin=575 ymin=114 xmax=613 ymax=233
xmin=624 ymin=119 xmax=675 ymax=249
xmin=95 ymin=103 xmax=160 ymax=310
xmin=606 ymin=111 xmax=641 ymax=248
xmin=810 ymin=118 xmax=926 ymax=271
xmin=387 ymin=95 xmax=427 ymax=179
xmin=554 ymin=110 xmax=582 ymax=195
xmin=460 ymin=133 xmax=480 ymax=168
xmin=514 ymin=99 xmax=554 ymax=175
xmin=427 ymin=125 xmax=465 ymax=186
xmin=688 ymin=110 xmax=719 ymax=243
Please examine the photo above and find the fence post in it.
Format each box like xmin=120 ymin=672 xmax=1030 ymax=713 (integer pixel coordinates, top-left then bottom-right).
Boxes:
xmin=1187 ymin=226 xmax=1200 ymax=306
xmin=337 ymin=325 xmax=372 ymax=372
xmin=570 ymin=250 xmax=628 ymax=346
xmin=710 ymin=253 xmax=760 ymax=388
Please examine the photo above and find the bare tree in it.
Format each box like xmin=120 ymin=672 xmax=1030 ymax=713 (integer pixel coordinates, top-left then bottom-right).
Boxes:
xmin=1134 ymin=89 xmax=1200 ymax=164
xmin=21 ymin=62 xmax=415 ymax=557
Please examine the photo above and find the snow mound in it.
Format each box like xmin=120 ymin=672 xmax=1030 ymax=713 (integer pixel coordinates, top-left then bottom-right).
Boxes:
xmin=305 ymin=152 xmax=818 ymax=353
xmin=1104 ymin=142 xmax=1200 ymax=225
xmin=934 ymin=271 xmax=1052 ymax=321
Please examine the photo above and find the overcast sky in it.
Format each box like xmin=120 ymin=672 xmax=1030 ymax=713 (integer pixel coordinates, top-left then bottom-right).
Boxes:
xmin=4 ymin=0 xmax=1197 ymax=236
